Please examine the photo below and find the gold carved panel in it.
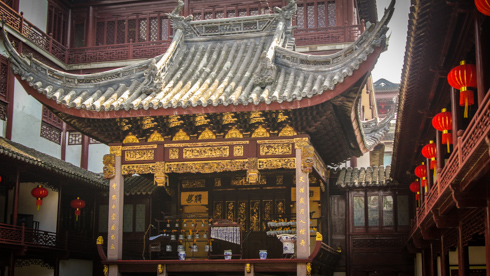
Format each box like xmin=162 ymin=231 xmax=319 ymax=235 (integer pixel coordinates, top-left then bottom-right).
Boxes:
xmin=103 ymin=154 xmax=115 ymax=179
xmin=183 ymin=146 xmax=229 ymax=159
xmin=238 ymin=201 xmax=247 ymax=230
xmin=165 ymin=159 xmax=248 ymax=174
xmin=125 ymin=150 xmax=155 ymax=161
xmin=259 ymin=143 xmax=292 ymax=155
xmin=231 ymin=176 xmax=266 ymax=186
xmin=122 ymin=163 xmax=155 ymax=175
xmin=226 ymin=201 xmax=235 ymax=220
xmin=213 ymin=202 xmax=223 ymax=219
xmin=258 ymin=158 xmax=296 ymax=170
xmin=250 ymin=200 xmax=261 ymax=231
xmin=181 ymin=191 xmax=208 ymax=205
xmin=182 ymin=179 xmax=206 ymax=189
xmin=169 ymin=148 xmax=179 ymax=159
xmin=214 ymin=178 xmax=222 ymax=187
xmin=263 ymin=200 xmax=272 ymax=231
xmin=110 ymin=146 xmax=122 ymax=157
xmin=234 ymin=145 xmax=244 ymax=157
xmin=276 ymin=199 xmax=285 ymax=215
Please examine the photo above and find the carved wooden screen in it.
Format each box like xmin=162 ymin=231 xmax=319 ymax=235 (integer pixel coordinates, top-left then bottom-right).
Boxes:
xmin=48 ymin=0 xmax=69 ymax=46
xmin=0 ymin=55 xmax=9 ymax=121
xmin=189 ymin=0 xmax=283 ymax=21
xmin=296 ymin=1 xmax=336 ymax=29
xmin=41 ymin=106 xmax=63 ymax=144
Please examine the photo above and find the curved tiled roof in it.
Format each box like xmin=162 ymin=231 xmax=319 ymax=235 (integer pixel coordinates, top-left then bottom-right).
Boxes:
xmin=0 ymin=137 xmax=107 ymax=188
xmin=334 ymin=165 xmax=392 ymax=188
xmin=123 ymin=176 xmax=160 ymax=196
xmin=2 ymin=0 xmax=394 ymax=118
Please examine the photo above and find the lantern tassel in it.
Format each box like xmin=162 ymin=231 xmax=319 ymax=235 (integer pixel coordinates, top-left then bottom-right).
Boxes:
xmin=464 ymin=97 xmax=468 ymax=118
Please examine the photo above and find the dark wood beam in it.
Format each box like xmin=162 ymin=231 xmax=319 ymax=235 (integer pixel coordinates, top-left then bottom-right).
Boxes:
xmin=432 ymin=210 xmax=458 ymax=229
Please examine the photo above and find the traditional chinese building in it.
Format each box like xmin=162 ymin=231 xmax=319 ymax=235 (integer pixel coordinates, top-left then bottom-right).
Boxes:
xmin=392 ymin=0 xmax=490 ymax=275
xmin=0 ymin=0 xmax=408 ymax=275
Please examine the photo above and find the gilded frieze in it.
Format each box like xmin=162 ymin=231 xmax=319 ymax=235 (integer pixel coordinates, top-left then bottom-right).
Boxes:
xmin=194 ymin=115 xmax=210 ymax=126
xmin=165 ymin=159 xmax=248 ymax=174
xmin=122 ymin=163 xmax=155 ymax=175
xmin=183 ymin=146 xmax=229 ymax=159
xmin=277 ymin=111 xmax=289 ymax=123
xmin=225 ymin=126 xmax=243 ymax=138
xmin=103 ymin=154 xmax=115 ymax=179
xmin=222 ymin=113 xmax=237 ymax=125
xmin=123 ymin=133 xmax=139 ymax=143
xmin=301 ymin=145 xmax=315 ymax=173
xmin=122 ymin=145 xmax=157 ymax=150
xmin=231 ymin=176 xmax=266 ymax=186
xmin=182 ymin=179 xmax=206 ymax=189
xmin=109 ymin=146 xmax=122 ymax=157
xmin=278 ymin=125 xmax=297 ymax=136
xmin=116 ymin=118 xmax=131 ymax=131
xmin=257 ymin=139 xmax=294 ymax=144
xmin=258 ymin=158 xmax=296 ymax=170
xmin=141 ymin=117 xmax=157 ymax=129
xmin=169 ymin=148 xmax=179 ymax=159
xmin=173 ymin=129 xmax=190 ymax=141
xmin=198 ymin=128 xmax=216 ymax=140
xmin=294 ymin=137 xmax=310 ymax=148
xmin=154 ymin=162 xmax=168 ymax=186
xmin=249 ymin=111 xmax=265 ymax=124
xmin=259 ymin=143 xmax=292 ymax=155
xmin=125 ymin=149 xmax=154 ymax=161
xmin=165 ymin=141 xmax=248 ymax=147
xmin=251 ymin=125 xmax=270 ymax=137
xmin=168 ymin=115 xmax=183 ymax=128
xmin=234 ymin=145 xmax=244 ymax=156
xmin=147 ymin=130 xmax=164 ymax=142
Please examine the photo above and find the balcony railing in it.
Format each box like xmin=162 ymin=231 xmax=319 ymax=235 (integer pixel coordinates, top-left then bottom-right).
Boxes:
xmin=1 ymin=1 xmax=363 ymax=66
xmin=0 ymin=223 xmax=96 ymax=253
xmin=412 ymin=89 xmax=490 ymax=232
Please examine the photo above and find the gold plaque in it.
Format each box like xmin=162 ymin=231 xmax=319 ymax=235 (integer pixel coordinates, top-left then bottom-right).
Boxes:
xmin=125 ymin=150 xmax=155 ymax=161
xmin=181 ymin=191 xmax=208 ymax=205
xmin=183 ymin=146 xmax=229 ymax=159
xmin=259 ymin=143 xmax=292 ymax=155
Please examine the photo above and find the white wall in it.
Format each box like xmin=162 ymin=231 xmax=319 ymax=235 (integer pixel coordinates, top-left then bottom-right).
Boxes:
xmin=18 ymin=0 xmax=48 ymax=32
xmin=66 ymin=144 xmax=81 ymax=168
xmin=8 ymin=182 xmax=58 ymax=232
xmin=60 ymin=259 xmax=93 ymax=276
xmin=88 ymin=144 xmax=109 ymax=173
xmin=415 ymin=253 xmax=422 ymax=276
xmin=15 ymin=263 xmax=53 ymax=276
xmin=449 ymin=247 xmax=487 ymax=265
xmin=356 ymin=153 xmax=370 ymax=168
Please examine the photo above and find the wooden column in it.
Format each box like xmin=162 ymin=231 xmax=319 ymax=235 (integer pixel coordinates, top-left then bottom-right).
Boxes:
xmin=457 ymin=222 xmax=469 ymax=276
xmin=485 ymin=186 xmax=490 ymax=276
xmin=11 ymin=168 xmax=20 ymax=226
xmin=61 ymin=122 xmax=67 ymax=161
xmin=86 ymin=6 xmax=95 ymax=47
xmin=107 ymin=146 xmax=124 ymax=276
xmin=435 ymin=130 xmax=443 ymax=175
xmin=474 ymin=12 xmax=485 ymax=105
xmin=295 ymin=143 xmax=312 ymax=276
xmin=425 ymin=160 xmax=432 ymax=191
xmin=81 ymin=134 xmax=89 ymax=170
xmin=440 ymin=234 xmax=448 ymax=276
xmin=451 ymin=88 xmax=461 ymax=145
xmin=429 ymin=242 xmax=436 ymax=276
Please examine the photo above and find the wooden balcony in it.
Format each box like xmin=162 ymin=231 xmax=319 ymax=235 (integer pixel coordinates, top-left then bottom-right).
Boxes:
xmin=0 ymin=223 xmax=97 ymax=257
xmin=410 ymin=89 xmax=490 ymax=237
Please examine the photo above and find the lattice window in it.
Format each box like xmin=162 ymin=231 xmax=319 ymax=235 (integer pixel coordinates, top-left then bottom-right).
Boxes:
xmin=0 ymin=60 xmax=8 ymax=100
xmin=215 ymin=11 xmax=225 ymax=19
xmin=42 ymin=106 xmax=63 ymax=129
xmin=139 ymin=18 xmax=147 ymax=42
xmin=204 ymin=12 xmax=213 ymax=20
xmin=161 ymin=18 xmax=169 ymax=40
xmin=296 ymin=4 xmax=305 ymax=29
xmin=192 ymin=13 xmax=202 ymax=20
xmin=318 ymin=2 xmax=326 ymax=28
xmin=1 ymin=0 xmax=14 ymax=8
xmin=96 ymin=22 xmax=105 ymax=45
xmin=327 ymin=1 xmax=336 ymax=26
xmin=48 ymin=1 xmax=68 ymax=45
xmin=117 ymin=20 xmax=126 ymax=44
xmin=41 ymin=122 xmax=62 ymax=144
xmin=68 ymin=132 xmax=82 ymax=145
xmin=106 ymin=21 xmax=115 ymax=44
xmin=238 ymin=9 xmax=247 ymax=17
xmin=0 ymin=101 xmax=7 ymax=121
xmin=227 ymin=10 xmax=236 ymax=18
xmin=307 ymin=3 xmax=315 ymax=28
xmin=127 ymin=19 xmax=136 ymax=42
xmin=149 ymin=17 xmax=158 ymax=41
xmin=250 ymin=8 xmax=259 ymax=16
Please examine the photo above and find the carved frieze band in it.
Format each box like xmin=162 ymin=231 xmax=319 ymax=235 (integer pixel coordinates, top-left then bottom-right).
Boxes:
xmin=183 ymin=146 xmax=229 ymax=159
xmin=165 ymin=159 xmax=249 ymax=174
xmin=259 ymin=143 xmax=292 ymax=155
xmin=122 ymin=163 xmax=155 ymax=175
xmin=258 ymin=158 xmax=296 ymax=170
xmin=110 ymin=146 xmax=122 ymax=157
xmin=125 ymin=149 xmax=155 ymax=161
xmin=164 ymin=141 xmax=249 ymax=147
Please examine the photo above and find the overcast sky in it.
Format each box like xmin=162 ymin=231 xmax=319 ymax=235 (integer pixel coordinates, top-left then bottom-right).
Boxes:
xmin=371 ymin=0 xmax=411 ymax=84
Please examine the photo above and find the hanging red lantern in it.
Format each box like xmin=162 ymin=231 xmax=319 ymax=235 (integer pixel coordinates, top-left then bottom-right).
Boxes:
xmin=432 ymin=108 xmax=453 ymax=153
xmin=422 ymin=141 xmax=437 ymax=171
xmin=70 ymin=197 xmax=86 ymax=221
xmin=409 ymin=180 xmax=420 ymax=194
xmin=475 ymin=0 xmax=490 ymax=16
xmin=447 ymin=60 xmax=477 ymax=118
xmin=31 ymin=185 xmax=48 ymax=210
xmin=415 ymin=163 xmax=427 ymax=188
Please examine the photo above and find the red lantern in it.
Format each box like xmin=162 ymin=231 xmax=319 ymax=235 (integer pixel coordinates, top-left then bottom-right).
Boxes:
xmin=422 ymin=141 xmax=437 ymax=170
xmin=475 ymin=0 xmax=490 ymax=16
xmin=447 ymin=60 xmax=477 ymax=118
xmin=432 ymin=108 xmax=453 ymax=153
xmin=409 ymin=180 xmax=420 ymax=194
xmin=415 ymin=163 xmax=427 ymax=188
xmin=31 ymin=185 xmax=48 ymax=210
xmin=70 ymin=197 xmax=86 ymax=221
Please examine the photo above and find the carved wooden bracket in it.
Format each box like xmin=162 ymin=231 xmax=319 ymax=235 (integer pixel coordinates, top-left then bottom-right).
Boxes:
xmin=103 ymin=154 xmax=115 ymax=179
xmin=431 ymin=210 xmax=458 ymax=228
xmin=420 ymin=228 xmax=440 ymax=241
xmin=449 ymin=185 xmax=486 ymax=209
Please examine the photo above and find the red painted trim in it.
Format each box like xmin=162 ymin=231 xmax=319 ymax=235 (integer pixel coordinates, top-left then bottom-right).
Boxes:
xmin=5 ymin=62 xmax=15 ymax=140
xmin=16 ymin=47 xmax=383 ymax=119
xmin=80 ymin=134 xmax=89 ymax=169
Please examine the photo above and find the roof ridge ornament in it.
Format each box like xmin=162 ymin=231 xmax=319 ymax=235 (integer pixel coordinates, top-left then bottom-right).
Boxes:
xmin=166 ymin=0 xmax=194 ymax=36
xmin=273 ymin=0 xmax=297 ymax=22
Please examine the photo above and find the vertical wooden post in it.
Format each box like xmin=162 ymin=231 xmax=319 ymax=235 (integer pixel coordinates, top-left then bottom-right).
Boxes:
xmin=451 ymin=88 xmax=461 ymax=146
xmin=61 ymin=122 xmax=67 ymax=161
xmin=107 ymin=146 xmax=124 ymax=276
xmin=86 ymin=6 xmax=95 ymax=47
xmin=435 ymin=130 xmax=443 ymax=176
xmin=485 ymin=186 xmax=490 ymax=276
xmin=429 ymin=242 xmax=436 ymax=276
xmin=295 ymin=141 xmax=312 ymax=276
xmin=440 ymin=234 xmax=447 ymax=276
xmin=425 ymin=159 xmax=432 ymax=191
xmin=457 ymin=222 xmax=469 ymax=276
xmin=12 ymin=168 xmax=20 ymax=226
xmin=474 ymin=12 xmax=485 ymax=105
xmin=81 ymin=134 xmax=89 ymax=170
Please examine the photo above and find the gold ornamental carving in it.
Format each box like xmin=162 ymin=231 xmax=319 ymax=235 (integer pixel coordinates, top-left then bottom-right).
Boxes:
xmin=125 ymin=149 xmax=155 ymax=161
xmin=294 ymin=137 xmax=310 ymax=148
xmin=183 ymin=146 xmax=229 ymax=159
xmin=148 ymin=130 xmax=164 ymax=142
xmin=225 ymin=126 xmax=243 ymax=138
xmin=257 ymin=139 xmax=294 ymax=144
xmin=222 ymin=113 xmax=237 ymax=124
xmin=301 ymin=145 xmax=315 ymax=173
xmin=169 ymin=148 xmax=179 ymax=159
xmin=165 ymin=141 xmax=248 ymax=147
xmin=173 ymin=129 xmax=190 ymax=141
xmin=123 ymin=133 xmax=139 ymax=143
xmin=165 ymin=159 xmax=248 ymax=174
xmin=168 ymin=115 xmax=184 ymax=128
xmin=97 ymin=236 xmax=104 ymax=245
xmin=198 ymin=128 xmax=216 ymax=140
xmin=109 ymin=146 xmax=122 ymax=156
xmin=278 ymin=125 xmax=297 ymax=136
xmin=214 ymin=178 xmax=222 ymax=187
xmin=249 ymin=111 xmax=265 ymax=124
xmin=122 ymin=163 xmax=155 ymax=175
xmin=259 ymin=143 xmax=292 ymax=155
xmin=258 ymin=158 xmax=296 ymax=170
xmin=277 ymin=111 xmax=289 ymax=123
xmin=141 ymin=117 xmax=157 ymax=129
xmin=122 ymin=145 xmax=157 ymax=150
xmin=103 ymin=154 xmax=115 ymax=179
xmin=117 ymin=118 xmax=131 ymax=131
xmin=232 ymin=176 xmax=266 ymax=186
xmin=276 ymin=175 xmax=284 ymax=185
xmin=154 ymin=162 xmax=168 ymax=186
xmin=234 ymin=145 xmax=244 ymax=156
xmin=182 ymin=179 xmax=206 ymax=189
xmin=251 ymin=125 xmax=270 ymax=137
xmin=194 ymin=115 xmax=210 ymax=126
xmin=247 ymin=157 xmax=260 ymax=185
